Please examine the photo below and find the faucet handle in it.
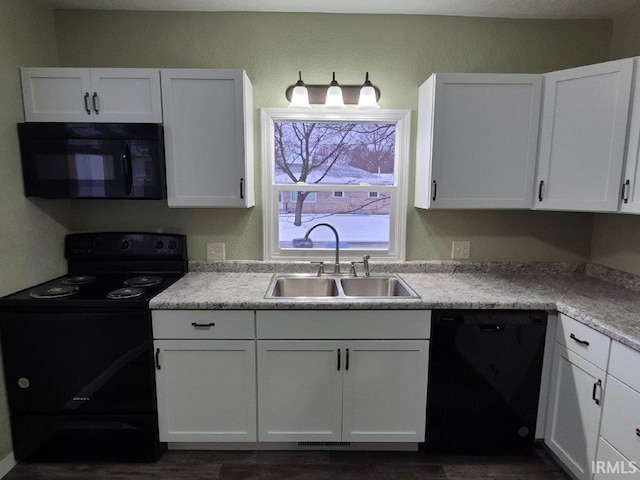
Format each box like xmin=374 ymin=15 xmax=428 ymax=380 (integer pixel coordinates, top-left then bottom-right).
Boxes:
xmin=349 ymin=261 xmax=359 ymax=277
xmin=310 ymin=261 xmax=325 ymax=276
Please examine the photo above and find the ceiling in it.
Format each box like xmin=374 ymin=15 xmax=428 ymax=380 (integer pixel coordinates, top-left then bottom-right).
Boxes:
xmin=45 ymin=0 xmax=640 ymax=19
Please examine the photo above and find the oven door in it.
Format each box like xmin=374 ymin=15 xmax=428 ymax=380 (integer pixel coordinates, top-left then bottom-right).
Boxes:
xmin=0 ymin=310 xmax=156 ymax=415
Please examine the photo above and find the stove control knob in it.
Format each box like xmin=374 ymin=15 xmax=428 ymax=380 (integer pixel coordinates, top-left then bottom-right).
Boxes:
xmin=118 ymin=239 xmax=131 ymax=251
xmin=168 ymin=240 xmax=178 ymax=251
xmin=18 ymin=378 xmax=30 ymax=389
xmin=154 ymin=240 xmax=164 ymax=250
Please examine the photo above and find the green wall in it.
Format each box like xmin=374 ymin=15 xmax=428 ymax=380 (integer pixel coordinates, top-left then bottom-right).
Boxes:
xmin=54 ymin=11 xmax=612 ymax=262
xmin=588 ymin=6 xmax=640 ymax=277
xmin=0 ymin=0 xmax=69 ymax=461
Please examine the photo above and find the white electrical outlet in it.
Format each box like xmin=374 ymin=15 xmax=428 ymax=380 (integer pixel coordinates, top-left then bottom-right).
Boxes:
xmin=451 ymin=241 xmax=471 ymax=259
xmin=206 ymin=243 xmax=226 ymax=262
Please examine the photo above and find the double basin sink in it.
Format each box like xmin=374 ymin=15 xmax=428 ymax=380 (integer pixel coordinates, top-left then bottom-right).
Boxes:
xmin=264 ymin=273 xmax=420 ymax=300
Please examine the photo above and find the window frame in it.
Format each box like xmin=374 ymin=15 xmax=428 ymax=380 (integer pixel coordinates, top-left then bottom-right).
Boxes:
xmin=261 ymin=108 xmax=411 ymax=262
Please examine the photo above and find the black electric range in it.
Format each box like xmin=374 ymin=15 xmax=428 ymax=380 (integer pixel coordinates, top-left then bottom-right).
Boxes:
xmin=0 ymin=232 xmax=187 ymax=462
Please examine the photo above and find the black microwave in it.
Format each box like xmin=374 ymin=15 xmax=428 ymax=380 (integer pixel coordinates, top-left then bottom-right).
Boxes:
xmin=18 ymin=123 xmax=166 ymax=199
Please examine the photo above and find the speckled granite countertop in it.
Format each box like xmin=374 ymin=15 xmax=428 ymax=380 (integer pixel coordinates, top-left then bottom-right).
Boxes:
xmin=150 ymin=262 xmax=640 ymax=352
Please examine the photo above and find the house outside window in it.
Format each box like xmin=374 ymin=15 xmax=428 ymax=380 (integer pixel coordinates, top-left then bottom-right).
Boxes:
xmin=261 ymin=109 xmax=410 ymax=262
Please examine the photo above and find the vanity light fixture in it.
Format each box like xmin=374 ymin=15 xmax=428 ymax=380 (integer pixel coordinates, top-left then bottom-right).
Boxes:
xmin=285 ymin=72 xmax=381 ymax=108
xmin=288 ymin=71 xmax=311 ymax=109
xmin=357 ymin=72 xmax=380 ymax=110
xmin=323 ymin=72 xmax=346 ymax=109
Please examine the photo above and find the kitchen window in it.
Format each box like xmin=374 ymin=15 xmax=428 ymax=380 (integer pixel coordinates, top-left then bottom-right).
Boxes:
xmin=261 ymin=109 xmax=410 ymax=262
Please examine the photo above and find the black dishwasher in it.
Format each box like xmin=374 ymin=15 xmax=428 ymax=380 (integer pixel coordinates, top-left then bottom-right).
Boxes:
xmin=425 ymin=310 xmax=547 ymax=454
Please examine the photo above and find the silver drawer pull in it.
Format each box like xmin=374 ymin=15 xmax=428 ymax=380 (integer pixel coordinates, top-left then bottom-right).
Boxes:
xmin=570 ymin=333 xmax=590 ymax=347
xmin=636 ymin=428 xmax=640 ymax=438
xmin=191 ymin=322 xmax=215 ymax=329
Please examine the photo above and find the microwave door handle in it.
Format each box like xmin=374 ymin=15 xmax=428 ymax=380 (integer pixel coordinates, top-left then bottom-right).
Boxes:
xmin=122 ymin=143 xmax=133 ymax=196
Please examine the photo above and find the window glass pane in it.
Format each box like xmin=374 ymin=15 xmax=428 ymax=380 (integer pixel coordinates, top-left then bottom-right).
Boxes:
xmin=290 ymin=191 xmax=317 ymax=202
xmin=274 ymin=121 xmax=395 ymax=186
xmin=278 ymin=190 xmax=391 ymax=250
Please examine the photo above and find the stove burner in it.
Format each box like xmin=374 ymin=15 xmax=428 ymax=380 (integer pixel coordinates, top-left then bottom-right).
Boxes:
xmin=61 ymin=275 xmax=96 ymax=286
xmin=124 ymin=276 xmax=162 ymax=288
xmin=29 ymin=285 xmax=80 ymax=299
xmin=107 ymin=287 xmax=145 ymax=300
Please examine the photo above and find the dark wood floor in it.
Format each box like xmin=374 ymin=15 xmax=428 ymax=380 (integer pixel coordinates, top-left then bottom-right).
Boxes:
xmin=5 ymin=446 xmax=570 ymax=479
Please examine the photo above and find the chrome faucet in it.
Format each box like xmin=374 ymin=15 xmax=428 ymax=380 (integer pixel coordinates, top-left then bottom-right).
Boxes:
xmin=303 ymin=223 xmax=341 ymax=275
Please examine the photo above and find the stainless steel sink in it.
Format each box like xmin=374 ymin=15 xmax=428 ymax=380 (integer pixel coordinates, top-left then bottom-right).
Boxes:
xmin=269 ymin=276 xmax=339 ymax=298
xmin=340 ymin=277 xmax=416 ymax=297
xmin=264 ymin=273 xmax=420 ymax=300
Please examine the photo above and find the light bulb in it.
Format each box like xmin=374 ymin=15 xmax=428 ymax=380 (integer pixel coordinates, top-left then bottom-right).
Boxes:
xmin=323 ymin=72 xmax=345 ymax=109
xmin=288 ymin=71 xmax=311 ymax=108
xmin=357 ymin=72 xmax=380 ymax=109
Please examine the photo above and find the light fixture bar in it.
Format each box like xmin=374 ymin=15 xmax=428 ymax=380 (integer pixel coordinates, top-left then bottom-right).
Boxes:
xmin=286 ymin=80 xmax=381 ymax=106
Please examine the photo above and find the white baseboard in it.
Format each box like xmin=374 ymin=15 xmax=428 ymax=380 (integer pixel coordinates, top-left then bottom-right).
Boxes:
xmin=0 ymin=452 xmax=16 ymax=479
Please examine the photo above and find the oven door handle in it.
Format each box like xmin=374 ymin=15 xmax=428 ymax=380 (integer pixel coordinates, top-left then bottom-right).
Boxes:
xmin=122 ymin=142 xmax=133 ymax=196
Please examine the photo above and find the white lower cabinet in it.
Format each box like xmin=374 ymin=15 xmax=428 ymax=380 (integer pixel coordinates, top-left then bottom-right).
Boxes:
xmin=257 ymin=339 xmax=428 ymax=443
xmin=154 ymin=340 xmax=257 ymax=442
xmin=594 ymin=438 xmax=640 ymax=480
xmin=545 ymin=344 xmax=606 ymax=480
xmin=152 ymin=311 xmax=257 ymax=442
xmin=595 ymin=340 xmax=640 ymax=478
xmin=256 ymin=310 xmax=430 ymax=444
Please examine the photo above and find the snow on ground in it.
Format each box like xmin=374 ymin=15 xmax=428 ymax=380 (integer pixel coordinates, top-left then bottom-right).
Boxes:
xmin=279 ymin=214 xmax=389 ymax=243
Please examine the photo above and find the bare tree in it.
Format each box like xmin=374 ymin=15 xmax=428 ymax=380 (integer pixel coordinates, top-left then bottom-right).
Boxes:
xmin=347 ymin=124 xmax=395 ymax=173
xmin=275 ymin=122 xmax=357 ymax=225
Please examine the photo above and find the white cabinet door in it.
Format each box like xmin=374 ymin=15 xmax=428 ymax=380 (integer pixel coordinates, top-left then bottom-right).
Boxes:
xmin=415 ymin=73 xmax=541 ymax=209
xmin=161 ymin=69 xmax=254 ymax=208
xmin=545 ymin=343 xmax=605 ymax=480
xmin=21 ymin=67 xmax=162 ymax=123
xmin=21 ymin=67 xmax=92 ymax=122
xmin=536 ymin=59 xmax=634 ymax=212
xmin=600 ymin=375 xmax=640 ymax=465
xmin=341 ymin=340 xmax=428 ymax=442
xmin=257 ymin=340 xmax=343 ymax=442
xmin=594 ymin=437 xmax=640 ymax=479
xmin=90 ymin=69 xmax=162 ymax=123
xmin=154 ymin=339 xmax=257 ymax=442
xmin=621 ymin=58 xmax=640 ymax=214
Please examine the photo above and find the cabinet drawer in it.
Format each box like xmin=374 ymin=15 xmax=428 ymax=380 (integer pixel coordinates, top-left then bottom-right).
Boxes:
xmin=153 ymin=310 xmax=254 ymax=339
xmin=594 ymin=437 xmax=640 ymax=479
xmin=601 ymin=375 xmax=640 ymax=463
xmin=556 ymin=313 xmax=610 ymax=369
xmin=609 ymin=341 xmax=640 ymax=391
xmin=256 ymin=310 xmax=430 ymax=339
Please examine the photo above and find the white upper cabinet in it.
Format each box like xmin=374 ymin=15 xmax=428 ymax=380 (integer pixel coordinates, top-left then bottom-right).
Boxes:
xmin=161 ymin=69 xmax=254 ymax=208
xmin=415 ymin=73 xmax=542 ymax=209
xmin=621 ymin=58 xmax=640 ymax=214
xmin=535 ymin=59 xmax=634 ymax=212
xmin=21 ymin=67 xmax=162 ymax=123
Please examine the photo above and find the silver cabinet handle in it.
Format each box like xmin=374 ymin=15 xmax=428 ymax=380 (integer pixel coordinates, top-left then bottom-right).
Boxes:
xmin=622 ymin=180 xmax=631 ymax=203
xmin=84 ymin=92 xmax=91 ymax=114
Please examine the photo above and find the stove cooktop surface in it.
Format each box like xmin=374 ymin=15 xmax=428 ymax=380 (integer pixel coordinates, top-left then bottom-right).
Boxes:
xmin=0 ymin=272 xmax=184 ymax=309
